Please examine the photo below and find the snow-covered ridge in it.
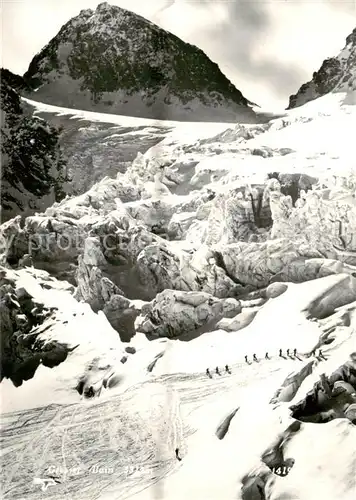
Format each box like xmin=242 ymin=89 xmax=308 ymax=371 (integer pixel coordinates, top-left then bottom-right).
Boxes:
xmin=22 ymin=96 xmax=238 ymax=129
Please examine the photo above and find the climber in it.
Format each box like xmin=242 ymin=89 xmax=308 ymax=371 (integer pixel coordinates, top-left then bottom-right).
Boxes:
xmin=175 ymin=448 xmax=182 ymax=461
xmin=206 ymin=368 xmax=211 ymax=377
xmin=319 ymin=349 xmax=323 ymax=357
xmin=286 ymin=349 xmax=290 ymax=356
xmin=253 ymin=354 xmax=257 ymax=362
xmin=265 ymin=352 xmax=269 ymax=360
xmin=293 ymin=348 xmax=297 ymax=356
xmin=47 ymin=219 xmax=54 ymax=233
xmin=225 ymin=364 xmax=230 ymax=373
xmin=245 ymin=355 xmax=248 ymax=363
xmin=279 ymin=349 xmax=283 ymax=357
xmin=216 ymin=366 xmax=220 ymax=375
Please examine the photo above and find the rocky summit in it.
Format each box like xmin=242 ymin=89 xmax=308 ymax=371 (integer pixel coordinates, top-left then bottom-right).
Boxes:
xmin=288 ymin=27 xmax=356 ymax=109
xmin=22 ymin=2 xmax=256 ymax=122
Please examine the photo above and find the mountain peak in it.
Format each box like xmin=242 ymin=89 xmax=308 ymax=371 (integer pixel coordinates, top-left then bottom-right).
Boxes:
xmin=288 ymin=27 xmax=356 ymax=109
xmin=78 ymin=2 xmax=114 ymax=16
xmin=22 ymin=4 xmax=256 ymax=122
xmin=97 ymin=1 xmax=110 ymax=8
xmin=346 ymin=27 xmax=356 ymax=46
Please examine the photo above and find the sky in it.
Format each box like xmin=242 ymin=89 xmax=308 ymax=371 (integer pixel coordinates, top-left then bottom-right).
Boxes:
xmin=1 ymin=0 xmax=356 ymax=108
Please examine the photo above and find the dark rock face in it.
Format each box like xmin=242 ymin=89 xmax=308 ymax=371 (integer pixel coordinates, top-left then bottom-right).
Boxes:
xmin=0 ymin=272 xmax=72 ymax=386
xmin=288 ymin=59 xmax=342 ymax=109
xmin=287 ymin=27 xmax=356 ymax=109
xmin=346 ymin=28 xmax=356 ymax=47
xmin=267 ymin=172 xmax=318 ymax=205
xmin=0 ymin=73 xmax=68 ymax=223
xmin=22 ymin=2 xmax=256 ymax=121
xmin=290 ymin=356 xmax=356 ymax=424
xmin=0 ymin=68 xmax=28 ymax=93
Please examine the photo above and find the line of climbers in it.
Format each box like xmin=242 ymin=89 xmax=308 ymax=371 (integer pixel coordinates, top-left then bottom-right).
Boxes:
xmin=244 ymin=348 xmax=324 ymax=363
xmin=205 ymin=349 xmax=324 ymax=377
xmin=206 ymin=365 xmax=231 ymax=378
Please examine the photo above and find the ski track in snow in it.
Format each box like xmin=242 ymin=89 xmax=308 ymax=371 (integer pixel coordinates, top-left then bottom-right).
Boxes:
xmin=1 ymin=354 xmax=302 ymax=500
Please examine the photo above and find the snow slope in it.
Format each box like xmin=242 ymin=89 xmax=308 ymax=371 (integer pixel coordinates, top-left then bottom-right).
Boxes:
xmin=1 ymin=273 xmax=355 ymax=500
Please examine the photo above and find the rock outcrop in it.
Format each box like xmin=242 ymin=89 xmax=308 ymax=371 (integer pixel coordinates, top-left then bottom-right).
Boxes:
xmin=288 ymin=27 xmax=356 ymax=108
xmin=290 ymin=353 xmax=356 ymax=423
xmin=0 ymin=269 xmax=74 ymax=385
xmin=0 ymin=265 xmax=128 ymax=397
xmin=135 ymin=289 xmax=241 ymax=338
xmin=0 ymin=75 xmax=67 ymax=222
